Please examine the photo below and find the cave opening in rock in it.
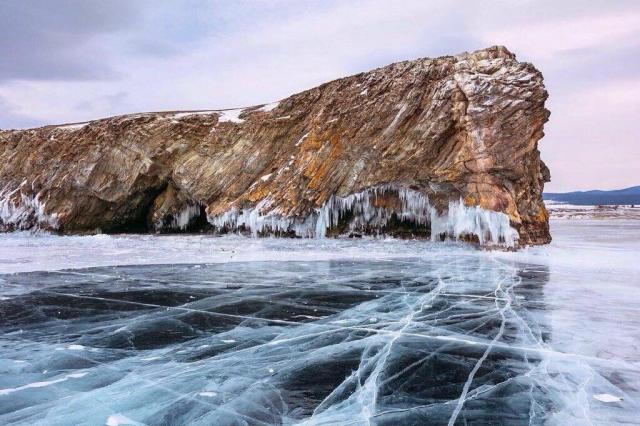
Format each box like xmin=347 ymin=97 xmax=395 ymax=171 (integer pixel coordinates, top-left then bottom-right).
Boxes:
xmin=104 ymin=186 xmax=167 ymax=234
xmin=325 ymin=208 xmax=432 ymax=239
xmin=316 ymin=185 xmax=434 ymax=239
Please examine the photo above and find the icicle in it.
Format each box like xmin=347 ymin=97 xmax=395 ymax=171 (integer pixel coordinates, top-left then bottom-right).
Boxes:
xmin=205 ymin=186 xmax=519 ymax=246
xmin=430 ymin=199 xmax=519 ymax=246
xmin=164 ymin=204 xmax=202 ymax=231
xmin=0 ymin=186 xmax=59 ymax=230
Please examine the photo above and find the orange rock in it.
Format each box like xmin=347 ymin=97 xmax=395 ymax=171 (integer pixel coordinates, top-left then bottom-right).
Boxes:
xmin=0 ymin=46 xmax=551 ymax=245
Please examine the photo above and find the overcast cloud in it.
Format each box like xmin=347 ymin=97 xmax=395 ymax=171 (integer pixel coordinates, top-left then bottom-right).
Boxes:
xmin=1 ymin=0 xmax=638 ymax=191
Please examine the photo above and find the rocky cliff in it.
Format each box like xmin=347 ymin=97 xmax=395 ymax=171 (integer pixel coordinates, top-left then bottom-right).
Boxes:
xmin=0 ymin=46 xmax=551 ymax=246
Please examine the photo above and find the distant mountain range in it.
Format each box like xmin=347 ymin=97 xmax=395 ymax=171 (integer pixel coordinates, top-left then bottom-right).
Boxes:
xmin=544 ymin=186 xmax=640 ymax=205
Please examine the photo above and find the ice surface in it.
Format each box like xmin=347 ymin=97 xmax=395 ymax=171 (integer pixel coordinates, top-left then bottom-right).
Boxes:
xmin=0 ymin=232 xmax=473 ymax=275
xmin=106 ymin=413 xmax=144 ymax=426
xmin=546 ymin=201 xmax=640 ymax=220
xmin=593 ymin=394 xmax=623 ymax=403
xmin=0 ymin=219 xmax=639 ymax=424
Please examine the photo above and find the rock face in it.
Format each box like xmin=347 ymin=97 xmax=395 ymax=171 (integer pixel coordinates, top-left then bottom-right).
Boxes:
xmin=0 ymin=46 xmax=551 ymax=246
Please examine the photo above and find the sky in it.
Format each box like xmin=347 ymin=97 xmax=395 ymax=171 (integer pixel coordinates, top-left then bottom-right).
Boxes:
xmin=1 ymin=0 xmax=638 ymax=192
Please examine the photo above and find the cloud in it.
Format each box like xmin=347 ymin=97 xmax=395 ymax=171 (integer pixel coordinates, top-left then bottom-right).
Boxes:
xmin=543 ymin=78 xmax=640 ymax=191
xmin=0 ymin=0 xmax=140 ymax=81
xmin=479 ymin=12 xmax=640 ymax=61
xmin=74 ymin=92 xmax=129 ymax=114
xmin=0 ymin=96 xmax=44 ymax=130
xmin=0 ymin=0 xmax=476 ymax=123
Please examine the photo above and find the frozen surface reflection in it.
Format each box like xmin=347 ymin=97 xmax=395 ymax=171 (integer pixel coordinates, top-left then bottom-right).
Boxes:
xmin=1 ymin=250 xmax=638 ymax=425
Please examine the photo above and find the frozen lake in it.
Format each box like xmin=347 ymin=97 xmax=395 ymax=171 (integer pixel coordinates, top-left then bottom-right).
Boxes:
xmin=0 ymin=219 xmax=639 ymax=425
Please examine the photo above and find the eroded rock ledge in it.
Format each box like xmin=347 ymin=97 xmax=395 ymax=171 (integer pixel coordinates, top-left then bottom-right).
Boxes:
xmin=0 ymin=46 xmax=550 ymax=247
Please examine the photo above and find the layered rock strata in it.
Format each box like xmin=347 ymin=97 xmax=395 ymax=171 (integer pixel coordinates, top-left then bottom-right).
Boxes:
xmin=0 ymin=46 xmax=551 ymax=246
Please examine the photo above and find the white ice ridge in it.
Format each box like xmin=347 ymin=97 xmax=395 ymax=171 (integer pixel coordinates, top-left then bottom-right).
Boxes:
xmin=0 ymin=185 xmax=59 ymax=230
xmin=207 ymin=185 xmax=519 ymax=246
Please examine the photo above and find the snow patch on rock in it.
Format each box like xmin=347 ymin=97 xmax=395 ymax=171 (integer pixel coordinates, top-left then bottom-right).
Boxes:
xmin=56 ymin=122 xmax=89 ymax=131
xmin=217 ymin=109 xmax=245 ymax=123
xmin=172 ymin=110 xmax=216 ymax=119
xmin=258 ymin=101 xmax=280 ymax=112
